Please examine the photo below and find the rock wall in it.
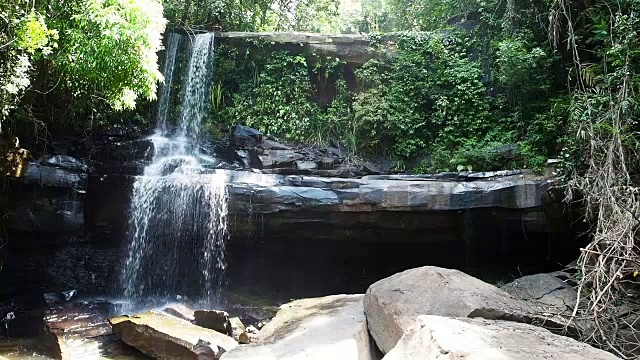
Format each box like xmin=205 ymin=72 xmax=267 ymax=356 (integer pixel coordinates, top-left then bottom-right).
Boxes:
xmin=0 ymin=129 xmax=579 ymax=300
xmin=214 ymin=32 xmax=379 ymax=65
xmin=0 ymin=115 xmax=581 ymax=311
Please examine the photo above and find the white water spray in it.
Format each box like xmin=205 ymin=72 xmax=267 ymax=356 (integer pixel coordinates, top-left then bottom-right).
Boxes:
xmin=121 ymin=33 xmax=228 ymax=306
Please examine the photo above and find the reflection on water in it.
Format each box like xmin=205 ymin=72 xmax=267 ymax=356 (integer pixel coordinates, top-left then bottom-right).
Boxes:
xmin=0 ymin=336 xmax=149 ymax=360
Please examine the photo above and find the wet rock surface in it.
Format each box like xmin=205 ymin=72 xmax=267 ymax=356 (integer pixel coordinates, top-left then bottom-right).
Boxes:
xmin=383 ymin=315 xmax=619 ymax=360
xmin=0 ymin=123 xmax=576 ymax=336
xmin=44 ymin=300 xmax=117 ymax=338
xmin=227 ymin=170 xmax=552 ymax=213
xmin=54 ymin=335 xmax=147 ymax=360
xmin=110 ymin=311 xmax=238 ymax=360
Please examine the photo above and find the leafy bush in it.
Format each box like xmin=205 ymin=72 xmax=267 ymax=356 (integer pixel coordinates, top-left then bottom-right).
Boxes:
xmin=54 ymin=0 xmax=166 ymax=111
xmin=0 ymin=0 xmax=166 ymax=131
xmin=352 ymin=60 xmax=392 ymax=154
xmin=222 ymin=51 xmax=320 ymax=142
xmin=432 ymin=141 xmax=522 ymax=172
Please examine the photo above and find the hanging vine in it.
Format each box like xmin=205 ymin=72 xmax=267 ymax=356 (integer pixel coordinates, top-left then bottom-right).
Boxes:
xmin=555 ymin=0 xmax=640 ymax=356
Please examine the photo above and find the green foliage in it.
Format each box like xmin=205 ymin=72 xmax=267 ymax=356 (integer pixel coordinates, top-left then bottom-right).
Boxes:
xmin=216 ymin=47 xmax=361 ymax=146
xmin=54 ymin=0 xmax=166 ymax=111
xmin=0 ymin=0 xmax=165 ymax=131
xmin=352 ymin=60 xmax=391 ymax=154
xmin=162 ymin=0 xmax=353 ymax=33
xmin=433 ymin=141 xmax=521 ymax=172
xmin=395 ymin=33 xmax=490 ymax=157
xmin=15 ymin=12 xmax=58 ymax=56
xmin=222 ymin=51 xmax=319 ymax=142
xmin=322 ymin=79 xmax=355 ymax=148
xmin=354 ymin=33 xmax=491 ymax=158
xmin=214 ymin=26 xmax=564 ymax=171
xmin=0 ymin=6 xmax=58 ymax=122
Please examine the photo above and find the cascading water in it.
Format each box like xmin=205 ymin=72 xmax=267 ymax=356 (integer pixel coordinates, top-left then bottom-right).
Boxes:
xmin=155 ymin=32 xmax=181 ymax=133
xmin=120 ymin=33 xmax=229 ymax=307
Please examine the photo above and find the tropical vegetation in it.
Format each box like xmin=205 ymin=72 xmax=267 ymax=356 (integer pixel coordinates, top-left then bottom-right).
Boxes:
xmin=2 ymin=0 xmax=640 ymax=356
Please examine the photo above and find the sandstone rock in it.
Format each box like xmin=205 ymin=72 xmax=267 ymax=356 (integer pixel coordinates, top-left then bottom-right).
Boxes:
xmin=53 ymin=334 xmax=145 ymax=360
xmin=295 ymin=160 xmax=318 ymax=170
xmin=195 ymin=309 xmax=231 ymax=334
xmin=317 ymin=156 xmax=336 ymax=169
xmin=259 ymin=150 xmax=304 ymax=168
xmin=326 ymin=147 xmax=344 ymax=157
xmin=261 ymin=139 xmax=290 ymax=150
xmin=7 ymin=193 xmax=84 ymax=234
xmin=364 ymin=266 xmax=570 ymax=354
xmin=42 ymin=155 xmax=90 ymax=173
xmin=215 ymin=32 xmax=377 ymax=65
xmin=110 ymin=311 xmax=238 ymax=360
xmin=362 ymin=161 xmax=381 ymax=175
xmin=164 ymin=303 xmax=195 ymax=322
xmin=23 ymin=162 xmax=87 ymax=188
xmin=221 ymin=294 xmax=381 ymax=360
xmin=502 ymin=273 xmax=577 ymax=311
xmin=228 ymin=171 xmax=552 ymax=213
xmin=383 ymin=315 xmax=619 ymax=360
xmin=236 ymin=149 xmax=262 ymax=169
xmin=92 ymin=138 xmax=154 ymax=168
xmin=229 ymin=317 xmax=250 ymax=344
xmin=42 ymin=289 xmax=78 ymax=305
xmin=231 ymin=125 xmax=263 ymax=148
xmin=45 ymin=300 xmax=116 ymax=338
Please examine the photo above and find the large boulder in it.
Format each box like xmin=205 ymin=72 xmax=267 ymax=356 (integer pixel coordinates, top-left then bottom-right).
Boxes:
xmin=229 ymin=317 xmax=250 ymax=344
xmin=231 ymin=125 xmax=263 ymax=148
xmin=110 ymin=311 xmax=238 ymax=360
xmin=364 ymin=266 xmax=570 ymax=354
xmin=221 ymin=294 xmax=381 ymax=360
xmin=45 ymin=300 xmax=116 ymax=338
xmin=383 ymin=315 xmax=619 ymax=360
xmin=164 ymin=303 xmax=196 ymax=322
xmin=23 ymin=161 xmax=87 ymax=188
xmin=43 ymin=300 xmax=121 ymax=359
xmin=195 ymin=309 xmax=231 ymax=334
xmin=502 ymin=273 xmax=577 ymax=311
xmin=259 ymin=150 xmax=304 ymax=169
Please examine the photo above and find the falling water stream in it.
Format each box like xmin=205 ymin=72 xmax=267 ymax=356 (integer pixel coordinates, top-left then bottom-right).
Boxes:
xmin=120 ymin=33 xmax=228 ymax=307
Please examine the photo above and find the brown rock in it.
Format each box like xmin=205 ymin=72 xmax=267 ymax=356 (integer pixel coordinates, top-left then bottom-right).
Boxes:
xmin=110 ymin=311 xmax=238 ymax=360
xmin=229 ymin=317 xmax=250 ymax=344
xmin=164 ymin=303 xmax=195 ymax=322
xmin=45 ymin=300 xmax=115 ymax=338
xmin=194 ymin=309 xmax=231 ymax=335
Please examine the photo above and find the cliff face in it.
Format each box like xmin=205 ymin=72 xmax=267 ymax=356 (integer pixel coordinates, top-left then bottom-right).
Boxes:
xmin=215 ymin=32 xmax=378 ymax=65
xmin=0 ymin=31 xmax=578 ymax=300
xmin=0 ymin=126 xmax=574 ymax=299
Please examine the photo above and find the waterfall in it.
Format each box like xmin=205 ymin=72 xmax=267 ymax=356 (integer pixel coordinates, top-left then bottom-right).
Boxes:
xmin=155 ymin=32 xmax=181 ymax=133
xmin=120 ymin=32 xmax=228 ymax=307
